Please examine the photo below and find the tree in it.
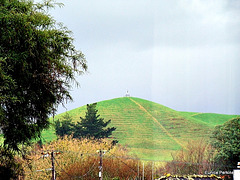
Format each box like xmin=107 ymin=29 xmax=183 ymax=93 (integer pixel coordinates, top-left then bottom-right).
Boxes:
xmin=73 ymin=103 xmax=116 ymax=139
xmin=0 ymin=0 xmax=87 ymax=151
xmin=55 ymin=113 xmax=74 ymax=137
xmin=0 ymin=146 xmax=24 ymax=179
xmin=211 ymin=117 xmax=240 ymax=171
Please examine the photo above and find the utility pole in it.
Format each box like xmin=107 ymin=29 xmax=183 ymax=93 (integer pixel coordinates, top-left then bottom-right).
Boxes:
xmin=97 ymin=149 xmax=107 ymax=180
xmin=152 ymin=162 xmax=154 ymax=180
xmin=137 ymin=161 xmax=139 ymax=180
xmin=142 ymin=162 xmax=144 ymax=180
xmin=99 ymin=150 xmax=103 ymax=180
xmin=51 ymin=151 xmax=56 ymax=180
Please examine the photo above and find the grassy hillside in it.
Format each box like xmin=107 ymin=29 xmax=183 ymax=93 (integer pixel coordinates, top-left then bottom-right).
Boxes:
xmin=179 ymin=111 xmax=239 ymax=127
xmin=47 ymin=97 xmax=239 ymax=161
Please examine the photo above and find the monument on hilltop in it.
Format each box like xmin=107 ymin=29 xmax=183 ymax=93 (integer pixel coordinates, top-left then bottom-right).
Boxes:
xmin=125 ymin=90 xmax=130 ymax=97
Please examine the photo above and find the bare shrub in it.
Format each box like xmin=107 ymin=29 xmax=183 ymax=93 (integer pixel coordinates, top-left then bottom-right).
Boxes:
xmin=163 ymin=139 xmax=216 ymax=175
xmin=59 ymin=147 xmax=154 ymax=179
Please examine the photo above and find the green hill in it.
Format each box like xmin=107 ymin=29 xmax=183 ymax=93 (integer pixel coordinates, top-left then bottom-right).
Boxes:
xmin=47 ymin=97 xmax=239 ymax=161
xmin=179 ymin=111 xmax=239 ymax=127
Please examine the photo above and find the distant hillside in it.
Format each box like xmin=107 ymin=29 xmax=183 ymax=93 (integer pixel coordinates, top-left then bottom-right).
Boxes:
xmin=46 ymin=97 xmax=239 ymax=161
xmin=179 ymin=111 xmax=239 ymax=127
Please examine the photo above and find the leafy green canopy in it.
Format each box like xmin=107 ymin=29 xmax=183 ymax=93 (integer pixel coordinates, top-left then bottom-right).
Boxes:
xmin=211 ymin=117 xmax=240 ymax=170
xmin=0 ymin=0 xmax=87 ymax=151
xmin=74 ymin=103 xmax=116 ymax=139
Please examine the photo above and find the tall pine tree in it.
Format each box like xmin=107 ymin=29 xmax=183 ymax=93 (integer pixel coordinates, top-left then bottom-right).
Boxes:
xmin=73 ymin=103 xmax=116 ymax=139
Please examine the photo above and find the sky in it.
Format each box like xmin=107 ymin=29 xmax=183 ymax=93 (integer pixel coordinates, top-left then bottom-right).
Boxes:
xmin=45 ymin=0 xmax=240 ymax=115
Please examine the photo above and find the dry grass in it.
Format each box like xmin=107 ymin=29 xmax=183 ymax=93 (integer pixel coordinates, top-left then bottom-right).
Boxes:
xmin=20 ymin=136 xmax=154 ymax=179
xmin=14 ymin=138 xmax=218 ymax=179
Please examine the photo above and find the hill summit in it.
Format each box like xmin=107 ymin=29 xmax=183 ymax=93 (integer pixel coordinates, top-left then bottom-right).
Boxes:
xmin=52 ymin=97 xmax=239 ymax=161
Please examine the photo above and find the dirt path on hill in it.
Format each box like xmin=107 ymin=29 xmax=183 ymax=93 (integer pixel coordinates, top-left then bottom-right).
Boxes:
xmin=129 ymin=98 xmax=188 ymax=150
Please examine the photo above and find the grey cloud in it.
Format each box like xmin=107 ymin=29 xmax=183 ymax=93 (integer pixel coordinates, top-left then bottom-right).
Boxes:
xmin=50 ymin=0 xmax=154 ymax=50
xmin=153 ymin=0 xmax=240 ymax=47
xmin=43 ymin=0 xmax=240 ymax=115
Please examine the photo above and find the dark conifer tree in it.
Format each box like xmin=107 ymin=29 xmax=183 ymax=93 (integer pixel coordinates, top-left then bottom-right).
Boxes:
xmin=73 ymin=103 xmax=116 ymax=139
xmin=55 ymin=113 xmax=74 ymax=137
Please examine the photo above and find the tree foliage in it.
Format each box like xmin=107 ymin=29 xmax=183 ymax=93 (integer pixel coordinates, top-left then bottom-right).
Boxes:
xmin=211 ymin=117 xmax=240 ymax=171
xmin=0 ymin=0 xmax=87 ymax=151
xmin=0 ymin=146 xmax=24 ymax=179
xmin=55 ymin=113 xmax=74 ymax=137
xmin=55 ymin=103 xmax=116 ymax=139
xmin=73 ymin=103 xmax=116 ymax=139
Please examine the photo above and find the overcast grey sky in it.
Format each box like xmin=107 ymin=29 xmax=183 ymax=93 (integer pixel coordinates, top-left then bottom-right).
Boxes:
xmin=47 ymin=0 xmax=240 ymax=115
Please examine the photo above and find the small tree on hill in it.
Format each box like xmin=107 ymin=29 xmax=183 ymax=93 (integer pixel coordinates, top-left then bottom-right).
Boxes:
xmin=73 ymin=103 xmax=116 ymax=139
xmin=55 ymin=113 xmax=74 ymax=137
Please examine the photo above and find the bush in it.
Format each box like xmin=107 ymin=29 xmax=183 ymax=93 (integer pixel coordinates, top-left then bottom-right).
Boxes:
xmin=211 ymin=117 xmax=240 ymax=171
xmin=20 ymin=136 xmax=153 ymax=179
xmin=163 ymin=139 xmax=216 ymax=175
xmin=60 ymin=155 xmax=154 ymax=179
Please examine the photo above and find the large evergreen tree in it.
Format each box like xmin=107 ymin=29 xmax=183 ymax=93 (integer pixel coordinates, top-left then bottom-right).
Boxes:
xmin=0 ymin=0 xmax=87 ymax=151
xmin=73 ymin=103 xmax=116 ymax=139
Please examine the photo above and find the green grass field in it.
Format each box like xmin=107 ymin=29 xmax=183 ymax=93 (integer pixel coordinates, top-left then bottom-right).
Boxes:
xmin=179 ymin=111 xmax=238 ymax=127
xmin=43 ymin=97 xmax=239 ymax=161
